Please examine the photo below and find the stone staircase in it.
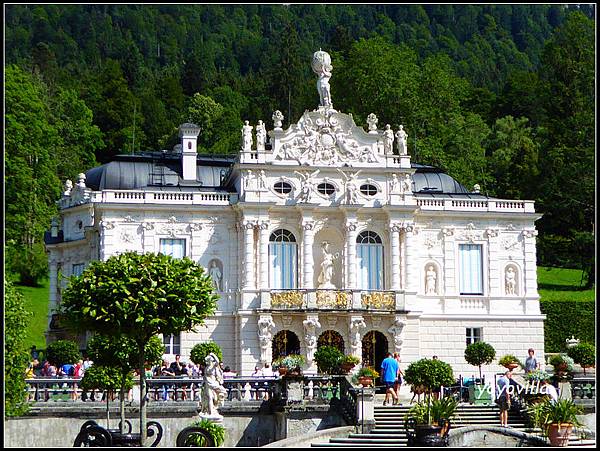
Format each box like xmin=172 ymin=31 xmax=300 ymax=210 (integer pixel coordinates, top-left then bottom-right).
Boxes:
xmin=311 ymin=404 xmax=595 ymax=447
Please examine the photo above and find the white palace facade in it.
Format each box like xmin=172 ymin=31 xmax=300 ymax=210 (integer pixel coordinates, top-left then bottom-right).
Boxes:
xmin=45 ymin=51 xmax=545 ymax=379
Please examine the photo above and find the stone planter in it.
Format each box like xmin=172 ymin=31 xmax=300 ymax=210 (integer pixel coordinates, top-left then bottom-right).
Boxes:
xmin=503 ymin=363 xmax=519 ymax=371
xmin=358 ymin=376 xmax=373 ymax=387
xmin=278 ymin=367 xmax=288 ymax=376
xmin=547 ymin=423 xmax=573 ymax=447
xmin=340 ymin=363 xmax=356 ymax=374
xmin=413 ymin=423 xmax=447 ymax=447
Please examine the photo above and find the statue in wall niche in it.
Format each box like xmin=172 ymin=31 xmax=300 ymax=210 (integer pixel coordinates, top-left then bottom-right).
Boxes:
xmin=209 ymin=260 xmax=222 ymax=292
xmin=244 ymin=170 xmax=255 ymax=190
xmin=401 ymin=173 xmax=412 ymax=194
xmin=256 ymin=120 xmax=266 ymax=151
xmin=242 ymin=120 xmax=253 ymax=151
xmin=200 ymin=353 xmax=227 ymax=421
xmin=425 ymin=265 xmax=437 ymax=295
xmin=390 ymin=174 xmax=399 ymax=194
xmin=312 ymin=50 xmax=333 ymax=108
xmin=317 ymin=241 xmax=339 ymax=289
xmin=383 ymin=124 xmax=395 ymax=155
xmin=505 ymin=267 xmax=517 ymax=295
xmin=395 ymin=125 xmax=408 ymax=155
xmin=63 ymin=179 xmax=73 ymax=196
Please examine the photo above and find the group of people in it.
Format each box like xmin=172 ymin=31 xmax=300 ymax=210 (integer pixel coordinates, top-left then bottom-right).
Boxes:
xmin=380 ymin=352 xmax=404 ymax=406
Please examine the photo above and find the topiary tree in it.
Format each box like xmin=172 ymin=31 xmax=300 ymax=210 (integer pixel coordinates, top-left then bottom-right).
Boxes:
xmin=404 ymin=358 xmax=455 ymax=425
xmin=46 ymin=339 xmax=81 ymax=368
xmin=314 ymin=345 xmax=344 ymax=375
xmin=190 ymin=342 xmax=223 ymax=367
xmin=60 ymin=251 xmax=218 ymax=444
xmin=567 ymin=343 xmax=596 ymax=375
xmin=464 ymin=342 xmax=496 ymax=381
xmin=5 ymin=280 xmax=32 ymax=416
xmin=87 ymin=334 xmax=164 ymax=432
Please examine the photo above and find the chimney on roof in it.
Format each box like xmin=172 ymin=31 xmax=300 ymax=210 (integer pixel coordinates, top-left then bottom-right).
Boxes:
xmin=179 ymin=123 xmax=201 ymax=181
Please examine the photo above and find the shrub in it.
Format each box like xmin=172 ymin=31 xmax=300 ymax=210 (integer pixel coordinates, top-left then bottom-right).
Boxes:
xmin=80 ymin=365 xmax=134 ymax=391
xmin=190 ymin=342 xmax=223 ymax=366
xmin=548 ymin=354 xmax=575 ymax=372
xmin=186 ymin=419 xmax=226 ymax=447
xmin=356 ymin=366 xmax=379 ymax=378
xmin=404 ymin=358 xmax=454 ymax=394
xmin=498 ymin=354 xmax=523 ymax=368
xmin=567 ymin=343 xmax=595 ymax=374
xmin=464 ymin=342 xmax=496 ymax=380
xmin=540 ymin=299 xmax=595 ymax=352
xmin=341 ymin=355 xmax=360 ymax=365
xmin=46 ymin=339 xmax=81 ymax=367
xmin=525 ymin=369 xmax=551 ymax=383
xmin=314 ymin=345 xmax=344 ymax=374
xmin=5 ymin=281 xmax=32 ymax=416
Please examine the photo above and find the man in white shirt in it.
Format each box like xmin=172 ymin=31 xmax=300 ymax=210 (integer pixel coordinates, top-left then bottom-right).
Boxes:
xmin=541 ymin=379 xmax=559 ymax=403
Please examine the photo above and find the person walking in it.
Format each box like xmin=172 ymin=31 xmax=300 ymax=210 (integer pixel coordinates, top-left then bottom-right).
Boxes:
xmin=381 ymin=352 xmax=399 ymax=406
xmin=496 ymin=371 xmax=512 ymax=427
xmin=393 ymin=353 xmax=404 ymax=403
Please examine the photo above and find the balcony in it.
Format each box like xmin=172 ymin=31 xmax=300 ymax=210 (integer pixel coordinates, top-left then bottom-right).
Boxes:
xmin=262 ymin=289 xmax=402 ymax=311
xmin=415 ymin=197 xmax=535 ymax=213
xmin=89 ymin=190 xmax=236 ymax=206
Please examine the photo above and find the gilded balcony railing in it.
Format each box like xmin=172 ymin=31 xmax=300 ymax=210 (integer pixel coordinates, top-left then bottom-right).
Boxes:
xmin=361 ymin=291 xmax=395 ymax=310
xmin=316 ymin=290 xmax=351 ymax=309
xmin=270 ymin=291 xmax=306 ymax=309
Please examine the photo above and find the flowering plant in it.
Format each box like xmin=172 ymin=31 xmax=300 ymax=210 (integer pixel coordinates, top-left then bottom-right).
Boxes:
xmin=525 ymin=369 xmax=551 ymax=382
xmin=272 ymin=354 xmax=305 ymax=370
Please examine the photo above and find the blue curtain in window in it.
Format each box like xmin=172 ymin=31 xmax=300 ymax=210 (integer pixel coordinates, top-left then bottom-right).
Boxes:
xmin=269 ymin=242 xmax=297 ymax=289
xmin=357 ymin=244 xmax=383 ymax=290
xmin=160 ymin=239 xmax=185 ymax=259
xmin=459 ymin=244 xmax=483 ymax=294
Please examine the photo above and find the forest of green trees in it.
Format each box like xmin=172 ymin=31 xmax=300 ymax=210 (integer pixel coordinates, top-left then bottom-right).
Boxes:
xmin=5 ymin=4 xmax=595 ymax=287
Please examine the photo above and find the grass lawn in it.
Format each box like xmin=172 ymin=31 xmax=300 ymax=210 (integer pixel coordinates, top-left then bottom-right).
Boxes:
xmin=16 ymin=281 xmax=50 ymax=351
xmin=537 ymin=266 xmax=595 ymax=303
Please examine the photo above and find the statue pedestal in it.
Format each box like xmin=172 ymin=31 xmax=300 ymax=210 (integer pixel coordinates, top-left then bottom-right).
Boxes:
xmin=199 ymin=413 xmax=224 ymax=423
xmin=284 ymin=378 xmax=304 ymax=402
xmin=318 ymin=282 xmax=336 ymax=290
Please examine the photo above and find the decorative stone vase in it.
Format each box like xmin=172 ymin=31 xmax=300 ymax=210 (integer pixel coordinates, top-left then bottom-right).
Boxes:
xmin=340 ymin=362 xmax=356 ymax=374
xmin=358 ymin=376 xmax=373 ymax=387
xmin=414 ymin=424 xmax=447 ymax=447
xmin=278 ymin=367 xmax=288 ymax=376
xmin=504 ymin=363 xmax=519 ymax=371
xmin=547 ymin=423 xmax=573 ymax=447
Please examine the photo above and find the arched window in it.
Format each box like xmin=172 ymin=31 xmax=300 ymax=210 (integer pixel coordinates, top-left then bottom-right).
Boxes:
xmin=357 ymin=231 xmax=383 ymax=290
xmin=272 ymin=330 xmax=301 ymax=359
xmin=269 ymin=229 xmax=297 ymax=289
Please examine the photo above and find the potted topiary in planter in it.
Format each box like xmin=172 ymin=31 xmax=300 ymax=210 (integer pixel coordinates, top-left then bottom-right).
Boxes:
xmin=272 ymin=354 xmax=306 ymax=377
xmin=340 ymin=355 xmax=360 ymax=374
xmin=566 ymin=343 xmax=595 ymax=376
xmin=403 ymin=358 xmax=455 ymax=446
xmin=539 ymin=398 xmax=583 ymax=446
xmin=549 ymin=354 xmax=575 ymax=381
xmin=498 ymin=354 xmax=523 ymax=371
xmin=355 ymin=367 xmax=379 ymax=387
xmin=464 ymin=342 xmax=495 ymax=405
xmin=314 ymin=346 xmax=344 ymax=375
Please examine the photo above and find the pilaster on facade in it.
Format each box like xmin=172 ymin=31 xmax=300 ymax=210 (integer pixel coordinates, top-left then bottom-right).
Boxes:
xmin=258 ymin=219 xmax=270 ymax=290
xmin=241 ymin=219 xmax=256 ymax=290
xmin=389 ymin=222 xmax=402 ymax=290
xmin=344 ymin=219 xmax=359 ymax=289
xmin=301 ymin=216 xmax=316 ymax=289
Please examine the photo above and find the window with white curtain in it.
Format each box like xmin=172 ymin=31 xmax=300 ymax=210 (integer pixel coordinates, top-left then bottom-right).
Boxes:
xmin=459 ymin=243 xmax=484 ymax=295
xmin=163 ymin=334 xmax=180 ymax=354
xmin=357 ymin=231 xmax=383 ymax=290
xmin=159 ymin=238 xmax=186 ymax=259
xmin=269 ymin=229 xmax=297 ymax=289
xmin=466 ymin=327 xmax=482 ymax=345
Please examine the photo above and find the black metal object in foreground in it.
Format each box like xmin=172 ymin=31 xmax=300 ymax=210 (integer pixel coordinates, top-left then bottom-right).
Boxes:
xmin=176 ymin=426 xmax=216 ymax=447
xmin=73 ymin=420 xmax=163 ymax=447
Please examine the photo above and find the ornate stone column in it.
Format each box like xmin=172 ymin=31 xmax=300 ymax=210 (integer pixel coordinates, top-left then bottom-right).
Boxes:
xmin=349 ymin=316 xmax=366 ymax=360
xmin=302 ymin=219 xmax=315 ymax=289
xmin=345 ymin=221 xmax=358 ymax=289
xmin=303 ymin=316 xmax=321 ymax=370
xmin=257 ymin=315 xmax=275 ymax=364
xmin=389 ymin=222 xmax=402 ymax=290
xmin=258 ymin=220 xmax=270 ymax=290
xmin=241 ymin=220 xmax=256 ymax=290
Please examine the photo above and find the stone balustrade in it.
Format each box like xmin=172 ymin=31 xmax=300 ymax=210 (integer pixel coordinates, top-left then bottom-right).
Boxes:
xmin=89 ymin=190 xmax=234 ymax=205
xmin=416 ymin=197 xmax=535 ymax=213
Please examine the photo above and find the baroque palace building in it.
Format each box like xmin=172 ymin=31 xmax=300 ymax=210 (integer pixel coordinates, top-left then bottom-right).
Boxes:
xmin=45 ymin=51 xmax=545 ymax=378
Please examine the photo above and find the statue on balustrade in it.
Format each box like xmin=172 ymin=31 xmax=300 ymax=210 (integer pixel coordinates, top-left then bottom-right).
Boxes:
xmin=242 ymin=120 xmax=253 ymax=151
xmin=256 ymin=120 xmax=266 ymax=150
xmin=395 ymin=125 xmax=408 ymax=155
xmin=200 ymin=353 xmax=227 ymax=421
xmin=312 ymin=50 xmax=333 ymax=108
xmin=383 ymin=124 xmax=395 ymax=155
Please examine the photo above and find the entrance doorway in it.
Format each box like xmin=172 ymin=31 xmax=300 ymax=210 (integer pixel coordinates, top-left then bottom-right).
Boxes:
xmin=317 ymin=330 xmax=345 ymax=353
xmin=272 ymin=330 xmax=301 ymax=360
xmin=362 ymin=330 xmax=388 ymax=389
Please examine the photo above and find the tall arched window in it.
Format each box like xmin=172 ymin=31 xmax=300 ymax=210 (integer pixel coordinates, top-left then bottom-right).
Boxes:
xmin=357 ymin=231 xmax=383 ymax=290
xmin=269 ymin=229 xmax=297 ymax=289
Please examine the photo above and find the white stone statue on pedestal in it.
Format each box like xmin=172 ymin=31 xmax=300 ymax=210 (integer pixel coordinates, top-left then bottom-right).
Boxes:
xmin=63 ymin=179 xmax=73 ymax=196
xmin=303 ymin=318 xmax=321 ymax=362
xmin=272 ymin=110 xmax=284 ymax=130
xmin=505 ymin=267 xmax=516 ymax=295
xmin=395 ymin=125 xmax=408 ymax=155
xmin=200 ymin=353 xmax=227 ymax=421
xmin=257 ymin=317 xmax=276 ymax=363
xmin=383 ymin=124 xmax=394 ymax=155
xmin=367 ymin=113 xmax=378 ymax=133
xmin=317 ymin=241 xmax=338 ymax=289
xmin=425 ymin=265 xmax=437 ymax=295
xmin=256 ymin=120 xmax=266 ymax=150
xmin=258 ymin=170 xmax=268 ymax=190
xmin=244 ymin=170 xmax=255 ymax=190
xmin=312 ymin=50 xmax=333 ymax=108
xmin=209 ymin=260 xmax=222 ymax=292
xmin=390 ymin=174 xmax=399 ymax=194
xmin=401 ymin=173 xmax=412 ymax=194
xmin=242 ymin=120 xmax=253 ymax=151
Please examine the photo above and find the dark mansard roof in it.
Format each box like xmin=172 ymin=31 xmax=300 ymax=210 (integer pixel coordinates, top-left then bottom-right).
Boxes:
xmin=84 ymin=153 xmax=480 ymax=196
